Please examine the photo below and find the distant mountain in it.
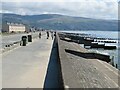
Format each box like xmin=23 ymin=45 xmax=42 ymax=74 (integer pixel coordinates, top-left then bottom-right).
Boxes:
xmin=1 ymin=13 xmax=118 ymax=31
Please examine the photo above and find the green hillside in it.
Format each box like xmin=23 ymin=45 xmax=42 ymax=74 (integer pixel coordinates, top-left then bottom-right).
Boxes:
xmin=1 ymin=13 xmax=118 ymax=31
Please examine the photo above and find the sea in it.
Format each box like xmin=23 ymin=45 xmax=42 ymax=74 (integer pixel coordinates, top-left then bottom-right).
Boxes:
xmin=60 ymin=30 xmax=120 ymax=69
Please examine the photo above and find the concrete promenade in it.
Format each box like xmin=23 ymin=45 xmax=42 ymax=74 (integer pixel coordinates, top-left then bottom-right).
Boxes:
xmin=57 ymin=33 xmax=120 ymax=89
xmin=2 ymin=32 xmax=54 ymax=88
xmin=1 ymin=32 xmax=120 ymax=89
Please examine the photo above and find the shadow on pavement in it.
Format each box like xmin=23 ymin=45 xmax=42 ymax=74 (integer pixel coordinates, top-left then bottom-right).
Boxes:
xmin=43 ymin=38 xmax=63 ymax=89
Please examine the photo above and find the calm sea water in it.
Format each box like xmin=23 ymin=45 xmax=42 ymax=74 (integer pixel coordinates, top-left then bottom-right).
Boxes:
xmin=61 ymin=30 xmax=120 ymax=69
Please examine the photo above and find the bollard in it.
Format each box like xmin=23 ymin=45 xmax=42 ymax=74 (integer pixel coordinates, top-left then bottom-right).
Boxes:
xmin=116 ymin=64 xmax=118 ymax=68
xmin=28 ymin=35 xmax=32 ymax=42
xmin=21 ymin=36 xmax=27 ymax=46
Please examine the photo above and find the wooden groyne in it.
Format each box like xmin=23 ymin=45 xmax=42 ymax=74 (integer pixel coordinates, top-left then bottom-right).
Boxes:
xmin=63 ymin=33 xmax=117 ymax=49
xmin=56 ymin=33 xmax=119 ymax=89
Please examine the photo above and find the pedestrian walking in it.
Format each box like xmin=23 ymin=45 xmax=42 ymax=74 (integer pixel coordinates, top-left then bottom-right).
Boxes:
xmin=39 ymin=32 xmax=41 ymax=39
xmin=47 ymin=31 xmax=49 ymax=39
xmin=54 ymin=31 xmax=56 ymax=37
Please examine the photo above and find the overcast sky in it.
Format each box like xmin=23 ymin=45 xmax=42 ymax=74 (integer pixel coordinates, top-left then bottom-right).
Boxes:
xmin=1 ymin=0 xmax=119 ymax=20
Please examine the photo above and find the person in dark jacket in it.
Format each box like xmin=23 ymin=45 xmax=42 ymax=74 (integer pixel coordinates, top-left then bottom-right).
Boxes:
xmin=39 ymin=32 xmax=41 ymax=39
xmin=47 ymin=31 xmax=49 ymax=39
xmin=54 ymin=31 xmax=56 ymax=37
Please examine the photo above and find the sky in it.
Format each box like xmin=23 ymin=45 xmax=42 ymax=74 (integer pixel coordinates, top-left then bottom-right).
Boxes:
xmin=1 ymin=0 xmax=119 ymax=20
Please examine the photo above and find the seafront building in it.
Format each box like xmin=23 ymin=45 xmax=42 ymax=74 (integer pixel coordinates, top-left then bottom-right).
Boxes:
xmin=2 ymin=22 xmax=26 ymax=33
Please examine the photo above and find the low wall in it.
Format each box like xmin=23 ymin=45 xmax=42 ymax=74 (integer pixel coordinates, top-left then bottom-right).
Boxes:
xmin=2 ymin=34 xmax=39 ymax=54
xmin=65 ymin=49 xmax=110 ymax=63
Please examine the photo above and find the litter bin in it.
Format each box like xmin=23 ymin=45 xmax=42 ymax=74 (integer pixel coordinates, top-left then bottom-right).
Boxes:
xmin=28 ymin=35 xmax=32 ymax=42
xmin=22 ymin=36 xmax=27 ymax=46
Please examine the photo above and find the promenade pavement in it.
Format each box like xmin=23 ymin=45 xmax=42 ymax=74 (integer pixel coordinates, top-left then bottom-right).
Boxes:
xmin=2 ymin=32 xmax=54 ymax=88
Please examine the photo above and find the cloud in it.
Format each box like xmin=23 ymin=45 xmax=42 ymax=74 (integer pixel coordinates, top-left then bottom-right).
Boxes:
xmin=1 ymin=0 xmax=118 ymax=20
xmin=1 ymin=0 xmax=119 ymax=2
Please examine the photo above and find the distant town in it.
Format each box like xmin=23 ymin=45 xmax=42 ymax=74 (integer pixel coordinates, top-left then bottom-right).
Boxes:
xmin=2 ymin=22 xmax=42 ymax=33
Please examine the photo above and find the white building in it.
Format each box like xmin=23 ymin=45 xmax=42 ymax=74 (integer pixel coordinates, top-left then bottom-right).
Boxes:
xmin=2 ymin=22 xmax=26 ymax=33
